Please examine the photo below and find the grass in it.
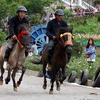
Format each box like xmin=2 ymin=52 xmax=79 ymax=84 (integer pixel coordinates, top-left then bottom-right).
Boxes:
xmin=68 ymin=16 xmax=100 ymax=35
xmin=67 ymin=52 xmax=100 ymax=79
xmin=24 ymin=55 xmax=42 ymax=71
xmin=24 ymin=48 xmax=100 ymax=80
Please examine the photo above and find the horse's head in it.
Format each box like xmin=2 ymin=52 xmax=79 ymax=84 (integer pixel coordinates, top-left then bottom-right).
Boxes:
xmin=17 ymin=24 xmax=31 ymax=51
xmin=56 ymin=27 xmax=73 ymax=53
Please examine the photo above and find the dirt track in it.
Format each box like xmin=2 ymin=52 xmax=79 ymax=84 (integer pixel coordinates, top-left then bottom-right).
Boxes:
xmin=0 ymin=70 xmax=100 ymax=100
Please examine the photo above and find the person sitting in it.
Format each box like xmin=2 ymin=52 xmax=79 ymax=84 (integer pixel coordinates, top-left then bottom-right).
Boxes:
xmin=85 ymin=38 xmax=96 ymax=62
xmin=46 ymin=9 xmax=73 ymax=79
xmin=3 ymin=6 xmax=31 ymax=69
xmin=46 ymin=9 xmax=73 ymax=66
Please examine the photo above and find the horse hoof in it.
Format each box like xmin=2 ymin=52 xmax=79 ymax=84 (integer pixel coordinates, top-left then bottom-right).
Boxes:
xmin=13 ymin=87 xmax=17 ymax=92
xmin=43 ymin=84 xmax=47 ymax=90
xmin=49 ymin=90 xmax=53 ymax=94
xmin=16 ymin=83 xmax=20 ymax=87
xmin=59 ymin=79 xmax=63 ymax=84
xmin=5 ymin=79 xmax=8 ymax=84
xmin=56 ymin=86 xmax=60 ymax=91
xmin=5 ymin=79 xmax=9 ymax=84
xmin=0 ymin=81 xmax=3 ymax=85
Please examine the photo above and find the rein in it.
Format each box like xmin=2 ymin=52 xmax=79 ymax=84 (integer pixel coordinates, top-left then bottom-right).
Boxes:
xmin=59 ymin=38 xmax=65 ymax=47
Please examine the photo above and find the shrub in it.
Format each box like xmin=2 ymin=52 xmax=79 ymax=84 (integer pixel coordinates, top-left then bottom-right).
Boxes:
xmin=29 ymin=14 xmax=42 ymax=26
xmin=0 ymin=29 xmax=6 ymax=45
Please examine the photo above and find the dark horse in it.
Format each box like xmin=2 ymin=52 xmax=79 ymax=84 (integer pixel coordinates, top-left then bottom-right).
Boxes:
xmin=0 ymin=24 xmax=30 ymax=91
xmin=42 ymin=27 xmax=73 ymax=94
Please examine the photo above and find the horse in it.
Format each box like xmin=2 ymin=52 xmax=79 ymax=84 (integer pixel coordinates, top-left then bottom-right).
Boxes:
xmin=42 ymin=27 xmax=73 ymax=94
xmin=0 ymin=23 xmax=31 ymax=91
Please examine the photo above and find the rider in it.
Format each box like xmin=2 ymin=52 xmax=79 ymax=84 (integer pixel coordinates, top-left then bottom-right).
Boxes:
xmin=3 ymin=6 xmax=30 ymax=69
xmin=46 ymin=9 xmax=72 ymax=67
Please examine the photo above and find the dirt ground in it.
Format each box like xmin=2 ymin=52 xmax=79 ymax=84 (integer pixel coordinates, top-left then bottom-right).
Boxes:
xmin=0 ymin=70 xmax=100 ymax=100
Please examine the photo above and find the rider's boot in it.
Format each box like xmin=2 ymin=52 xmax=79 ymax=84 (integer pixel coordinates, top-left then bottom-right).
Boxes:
xmin=3 ymin=47 xmax=12 ymax=69
xmin=25 ymin=50 xmax=28 ymax=57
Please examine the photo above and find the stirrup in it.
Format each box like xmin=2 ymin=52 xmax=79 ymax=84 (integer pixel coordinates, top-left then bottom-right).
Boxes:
xmin=3 ymin=61 xmax=8 ymax=70
xmin=47 ymin=64 xmax=52 ymax=70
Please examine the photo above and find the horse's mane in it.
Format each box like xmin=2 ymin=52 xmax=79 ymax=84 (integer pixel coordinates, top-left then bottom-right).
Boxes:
xmin=17 ymin=23 xmax=29 ymax=33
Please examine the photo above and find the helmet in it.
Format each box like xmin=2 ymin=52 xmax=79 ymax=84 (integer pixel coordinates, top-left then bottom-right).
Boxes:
xmin=16 ymin=6 xmax=27 ymax=13
xmin=55 ymin=9 xmax=64 ymax=16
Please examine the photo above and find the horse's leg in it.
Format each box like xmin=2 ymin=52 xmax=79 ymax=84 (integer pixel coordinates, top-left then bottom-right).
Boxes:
xmin=17 ymin=66 xmax=26 ymax=87
xmin=56 ymin=71 xmax=60 ymax=91
xmin=0 ymin=65 xmax=5 ymax=85
xmin=11 ymin=68 xmax=18 ymax=92
xmin=5 ymin=68 xmax=12 ymax=84
xmin=43 ymin=62 xmax=47 ymax=89
xmin=56 ymin=79 xmax=60 ymax=91
xmin=49 ymin=70 xmax=56 ymax=94
xmin=60 ymin=67 xmax=66 ymax=84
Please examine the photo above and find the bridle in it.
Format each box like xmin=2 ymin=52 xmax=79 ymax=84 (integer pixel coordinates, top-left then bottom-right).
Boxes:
xmin=17 ymin=31 xmax=27 ymax=48
xmin=59 ymin=32 xmax=73 ymax=47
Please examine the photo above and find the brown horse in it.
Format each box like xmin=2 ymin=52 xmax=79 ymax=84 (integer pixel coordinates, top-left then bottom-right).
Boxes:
xmin=0 ymin=24 xmax=30 ymax=91
xmin=42 ymin=27 xmax=73 ymax=94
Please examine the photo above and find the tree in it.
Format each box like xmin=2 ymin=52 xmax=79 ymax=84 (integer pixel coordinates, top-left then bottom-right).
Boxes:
xmin=0 ymin=0 xmax=8 ymax=19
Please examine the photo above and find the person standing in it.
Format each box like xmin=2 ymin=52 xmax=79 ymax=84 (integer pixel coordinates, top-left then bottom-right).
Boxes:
xmin=85 ymin=38 xmax=96 ymax=62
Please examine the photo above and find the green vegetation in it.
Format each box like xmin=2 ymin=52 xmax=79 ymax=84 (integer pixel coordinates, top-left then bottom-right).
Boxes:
xmin=0 ymin=0 xmax=55 ymax=27
xmin=66 ymin=15 xmax=100 ymax=35
xmin=0 ymin=29 xmax=6 ymax=45
xmin=25 ymin=50 xmax=100 ymax=80
xmin=24 ymin=56 xmax=42 ymax=71
xmin=67 ymin=51 xmax=100 ymax=79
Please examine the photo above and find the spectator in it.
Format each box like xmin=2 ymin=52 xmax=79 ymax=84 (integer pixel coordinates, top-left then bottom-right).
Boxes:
xmin=49 ymin=13 xmax=55 ymax=20
xmin=31 ymin=43 xmax=38 ymax=55
xmin=41 ymin=12 xmax=47 ymax=24
xmin=85 ymin=38 xmax=96 ymax=62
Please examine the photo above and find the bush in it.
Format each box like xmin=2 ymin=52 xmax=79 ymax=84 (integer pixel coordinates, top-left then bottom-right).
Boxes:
xmin=29 ymin=14 xmax=42 ymax=26
xmin=0 ymin=29 xmax=6 ymax=45
xmin=72 ymin=40 xmax=83 ymax=57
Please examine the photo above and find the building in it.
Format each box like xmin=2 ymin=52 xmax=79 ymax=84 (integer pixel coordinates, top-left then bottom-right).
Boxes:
xmin=62 ymin=0 xmax=99 ymax=11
